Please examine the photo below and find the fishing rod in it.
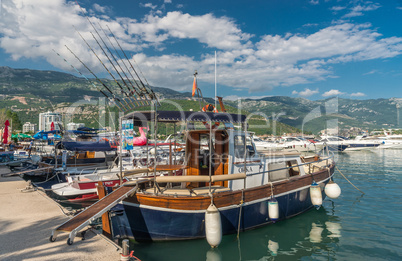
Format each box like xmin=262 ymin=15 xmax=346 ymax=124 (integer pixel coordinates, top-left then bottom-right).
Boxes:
xmin=64 ymin=45 xmax=127 ymax=111
xmin=74 ymin=1 xmax=143 ymax=108
xmin=97 ymin=22 xmax=147 ymax=106
xmin=74 ymin=1 xmax=156 ymax=105
xmin=52 ymin=48 xmax=125 ymax=112
xmin=89 ymin=31 xmax=139 ymax=108
xmin=73 ymin=27 xmax=133 ymax=110
xmin=102 ymin=25 xmax=146 ymax=98
xmin=106 ymin=25 xmax=158 ymax=103
xmin=130 ymin=45 xmax=158 ymax=102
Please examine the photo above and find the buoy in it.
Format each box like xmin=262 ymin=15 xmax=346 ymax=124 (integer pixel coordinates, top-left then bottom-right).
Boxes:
xmin=325 ymin=180 xmax=341 ymax=199
xmin=205 ymin=204 xmax=222 ymax=248
xmin=268 ymin=197 xmax=279 ymax=222
xmin=310 ymin=181 xmax=322 ymax=209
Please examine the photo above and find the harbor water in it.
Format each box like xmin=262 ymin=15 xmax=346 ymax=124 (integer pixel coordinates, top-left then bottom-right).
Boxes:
xmin=128 ymin=149 xmax=402 ymax=261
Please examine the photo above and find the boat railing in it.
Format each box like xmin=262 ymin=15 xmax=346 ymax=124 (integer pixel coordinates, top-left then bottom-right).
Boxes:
xmin=247 ymin=153 xmax=334 ymax=178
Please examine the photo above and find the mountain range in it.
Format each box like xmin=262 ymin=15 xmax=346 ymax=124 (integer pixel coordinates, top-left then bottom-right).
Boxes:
xmin=1 ymin=66 xmax=401 ymax=135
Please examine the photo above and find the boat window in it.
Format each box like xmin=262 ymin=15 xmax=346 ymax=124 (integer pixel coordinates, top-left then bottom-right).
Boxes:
xmin=268 ymin=162 xmax=289 ymax=181
xmin=234 ymin=135 xmax=245 ymax=159
xmin=198 ymin=134 xmax=215 ymax=170
xmin=286 ymin=160 xmax=300 ymax=177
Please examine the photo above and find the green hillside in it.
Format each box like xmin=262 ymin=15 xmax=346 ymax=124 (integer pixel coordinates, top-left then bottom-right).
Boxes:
xmin=1 ymin=66 xmax=400 ymax=135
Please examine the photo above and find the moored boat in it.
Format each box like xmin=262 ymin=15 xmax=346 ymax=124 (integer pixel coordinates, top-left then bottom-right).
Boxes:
xmin=108 ymin=110 xmax=336 ymax=242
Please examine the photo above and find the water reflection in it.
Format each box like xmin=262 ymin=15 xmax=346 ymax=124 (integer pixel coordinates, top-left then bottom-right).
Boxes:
xmin=130 ymin=206 xmax=341 ymax=261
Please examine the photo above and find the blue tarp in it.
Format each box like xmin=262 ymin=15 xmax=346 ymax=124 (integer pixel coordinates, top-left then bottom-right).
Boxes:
xmin=58 ymin=141 xmax=115 ymax=151
xmin=33 ymin=131 xmax=48 ymax=140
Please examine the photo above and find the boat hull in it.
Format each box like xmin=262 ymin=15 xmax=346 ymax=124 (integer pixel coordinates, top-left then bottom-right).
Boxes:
xmin=112 ymin=166 xmax=334 ymax=241
xmin=344 ymin=143 xmax=380 ymax=151
xmin=326 ymin=144 xmax=349 ymax=152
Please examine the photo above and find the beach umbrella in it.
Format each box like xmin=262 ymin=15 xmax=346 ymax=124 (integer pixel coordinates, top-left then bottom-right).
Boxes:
xmin=12 ymin=133 xmax=32 ymax=139
xmin=2 ymin=120 xmax=10 ymax=144
xmin=50 ymin=122 xmax=55 ymax=131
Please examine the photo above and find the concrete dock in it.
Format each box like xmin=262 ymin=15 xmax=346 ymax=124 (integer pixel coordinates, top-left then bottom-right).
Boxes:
xmin=0 ymin=167 xmax=122 ymax=261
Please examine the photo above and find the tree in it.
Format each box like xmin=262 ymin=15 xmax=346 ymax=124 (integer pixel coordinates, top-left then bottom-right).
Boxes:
xmin=0 ymin=108 xmax=22 ymax=131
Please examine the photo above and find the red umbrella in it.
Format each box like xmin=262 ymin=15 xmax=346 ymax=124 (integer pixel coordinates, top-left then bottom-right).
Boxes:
xmin=3 ymin=120 xmax=9 ymax=144
xmin=50 ymin=122 xmax=55 ymax=131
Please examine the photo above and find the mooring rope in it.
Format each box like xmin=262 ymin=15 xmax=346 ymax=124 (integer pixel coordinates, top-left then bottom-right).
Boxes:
xmin=335 ymin=165 xmax=364 ymax=194
xmin=236 ymin=190 xmax=244 ymax=240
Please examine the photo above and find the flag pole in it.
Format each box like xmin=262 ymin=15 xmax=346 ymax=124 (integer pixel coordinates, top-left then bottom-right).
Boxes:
xmin=214 ymin=51 xmax=217 ymax=109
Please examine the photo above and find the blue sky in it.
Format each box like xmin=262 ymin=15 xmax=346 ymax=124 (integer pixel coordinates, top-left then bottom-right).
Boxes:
xmin=1 ymin=0 xmax=402 ymax=101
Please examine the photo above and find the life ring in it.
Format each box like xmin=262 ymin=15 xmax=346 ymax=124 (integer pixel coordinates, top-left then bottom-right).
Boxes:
xmin=202 ymin=104 xmax=220 ymax=129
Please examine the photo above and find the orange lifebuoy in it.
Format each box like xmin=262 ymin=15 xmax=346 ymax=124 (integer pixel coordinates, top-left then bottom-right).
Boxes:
xmin=201 ymin=104 xmax=220 ymax=129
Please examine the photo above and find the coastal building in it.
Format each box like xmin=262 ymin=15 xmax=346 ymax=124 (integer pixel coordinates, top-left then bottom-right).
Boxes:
xmin=39 ymin=111 xmax=62 ymax=131
xmin=66 ymin=122 xmax=85 ymax=131
xmin=22 ymin=122 xmax=37 ymax=133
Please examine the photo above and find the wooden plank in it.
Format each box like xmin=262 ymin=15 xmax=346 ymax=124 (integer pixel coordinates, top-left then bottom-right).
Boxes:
xmin=11 ymin=166 xmax=54 ymax=176
xmin=97 ymin=181 xmax=111 ymax=238
xmin=56 ymin=185 xmax=134 ymax=232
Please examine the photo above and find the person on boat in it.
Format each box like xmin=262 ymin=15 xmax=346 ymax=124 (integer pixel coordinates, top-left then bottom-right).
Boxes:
xmin=28 ymin=140 xmax=33 ymax=157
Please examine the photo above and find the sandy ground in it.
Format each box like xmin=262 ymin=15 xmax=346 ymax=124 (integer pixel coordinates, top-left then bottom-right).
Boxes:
xmin=0 ymin=167 xmax=122 ymax=261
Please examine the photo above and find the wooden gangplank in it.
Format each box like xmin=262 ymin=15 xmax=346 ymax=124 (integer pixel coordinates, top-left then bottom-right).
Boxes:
xmin=10 ymin=166 xmax=54 ymax=176
xmin=50 ymin=182 xmax=141 ymax=245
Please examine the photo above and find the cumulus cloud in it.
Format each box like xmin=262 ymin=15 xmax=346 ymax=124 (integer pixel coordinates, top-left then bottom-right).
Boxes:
xmin=293 ymin=88 xmax=319 ymax=97
xmin=322 ymin=89 xmax=345 ymax=97
xmin=0 ymin=0 xmax=401 ymax=94
xmin=351 ymin=92 xmax=366 ymax=97
xmin=301 ymin=89 xmax=317 ymax=97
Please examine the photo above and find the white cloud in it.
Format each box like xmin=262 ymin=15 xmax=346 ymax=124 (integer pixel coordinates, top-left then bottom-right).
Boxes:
xmin=331 ymin=6 xmax=346 ymax=12
xmin=322 ymin=89 xmax=345 ymax=97
xmin=127 ymin=11 xmax=253 ymax=50
xmin=140 ymin=3 xmax=158 ymax=10
xmin=93 ymin=4 xmax=107 ymax=13
xmin=363 ymin=69 xmax=378 ymax=75
xmin=301 ymin=88 xmax=318 ymax=97
xmin=344 ymin=3 xmax=381 ymax=18
xmin=0 ymin=0 xmax=401 ymax=94
xmin=293 ymin=88 xmax=319 ymax=97
xmin=351 ymin=92 xmax=366 ymax=97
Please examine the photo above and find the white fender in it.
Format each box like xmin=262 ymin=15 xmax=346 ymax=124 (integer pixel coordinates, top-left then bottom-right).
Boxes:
xmin=205 ymin=204 xmax=222 ymax=248
xmin=310 ymin=182 xmax=322 ymax=209
xmin=268 ymin=197 xmax=279 ymax=221
xmin=325 ymin=180 xmax=341 ymax=199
